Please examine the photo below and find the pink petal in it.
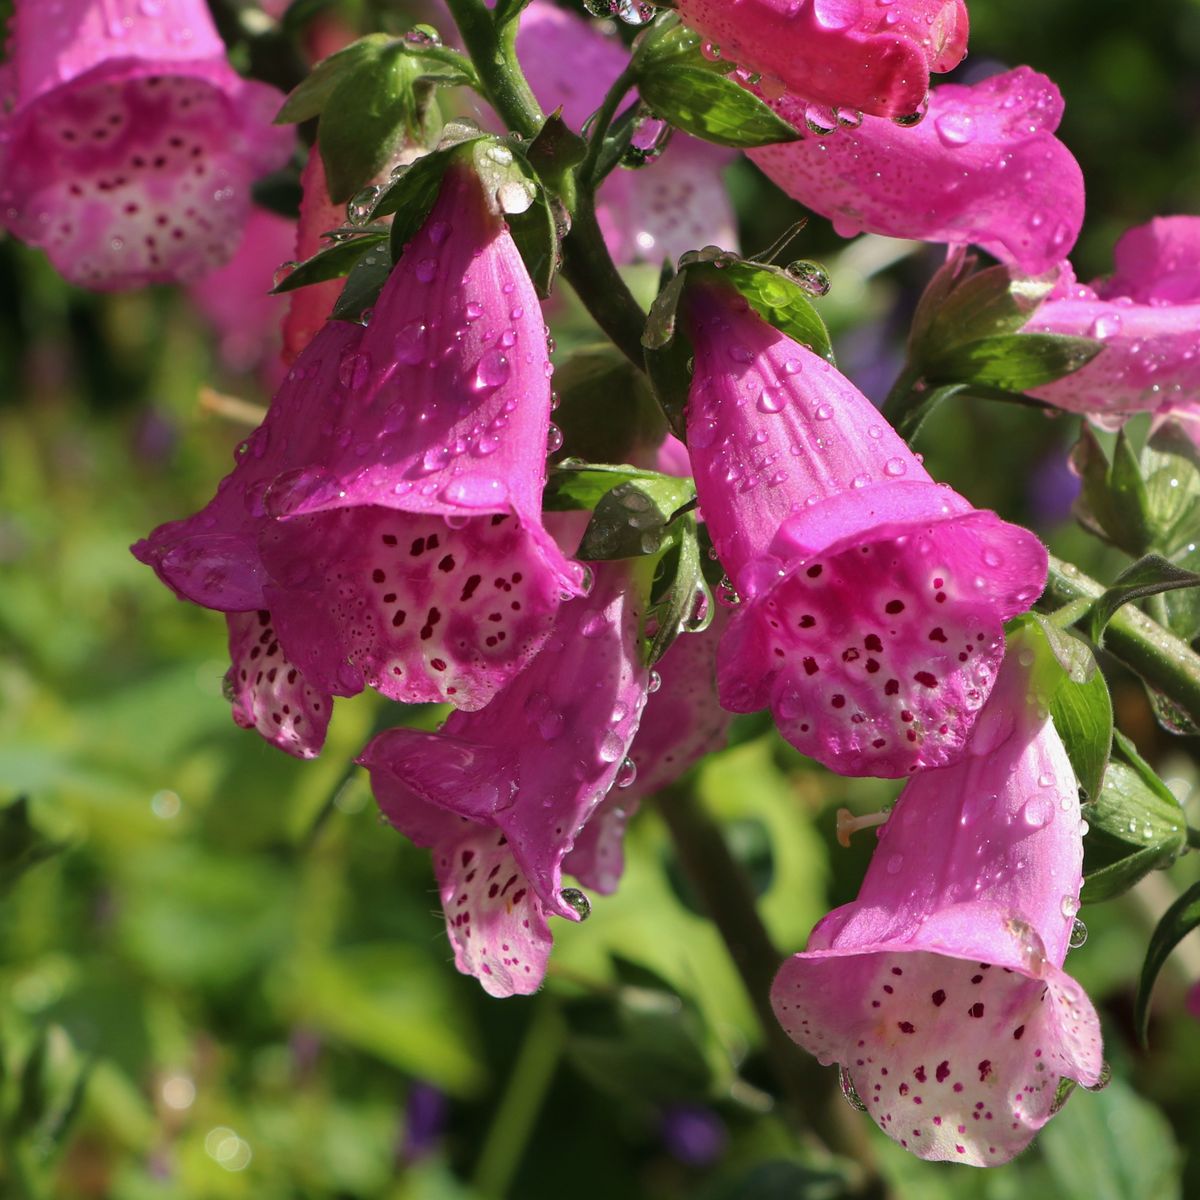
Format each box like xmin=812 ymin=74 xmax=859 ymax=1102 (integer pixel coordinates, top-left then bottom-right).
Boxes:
xmin=225 ymin=610 xmax=331 ymax=758
xmin=684 ymin=284 xmax=1046 ymax=776
xmin=134 ymin=164 xmax=584 ymax=738
xmin=0 ymin=0 xmax=292 ymax=289
xmin=674 ymin=0 xmax=967 ymax=118
xmin=772 ymin=651 xmax=1102 ymax=1162
xmin=749 ymin=68 xmax=1084 ymax=274
xmin=1101 ymin=216 xmax=1200 ymax=305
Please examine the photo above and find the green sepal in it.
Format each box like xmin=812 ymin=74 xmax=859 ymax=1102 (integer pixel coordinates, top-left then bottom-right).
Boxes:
xmin=578 ymin=473 xmax=696 ymax=561
xmin=1136 ymin=880 xmax=1200 ymax=1045
xmin=274 ymin=34 xmax=396 ymax=126
xmin=270 ymin=229 xmax=388 ymax=294
xmin=925 ymin=332 xmax=1102 ymax=392
xmin=1087 ymin=553 xmax=1200 ymax=644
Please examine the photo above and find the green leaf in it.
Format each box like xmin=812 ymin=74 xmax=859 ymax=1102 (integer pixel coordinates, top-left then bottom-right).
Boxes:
xmin=330 ymin=239 xmax=394 ymax=321
xmin=270 ymin=230 xmax=388 ymax=294
xmin=719 ymin=260 xmax=833 ymax=361
xmin=1039 ymin=1074 xmax=1182 ymax=1200
xmin=636 ymin=65 xmax=802 ymax=149
xmin=644 ymin=513 xmax=709 ymax=666
xmin=1088 ymin=553 xmax=1200 ymax=643
xmin=1072 ymin=425 xmax=1155 ymax=557
xmin=381 ymin=144 xmax=467 ymax=255
xmin=927 ymin=332 xmax=1102 ymax=392
xmin=578 ymin=473 xmax=696 ymax=561
xmin=275 ymin=34 xmax=396 ymax=125
xmin=506 ymin=186 xmax=558 ymax=298
xmin=1136 ymin=881 xmax=1200 ymax=1046
xmin=1082 ymin=760 xmax=1186 ymax=903
xmin=0 ymin=794 xmax=65 ymax=894
xmin=319 ymin=44 xmax=425 ymax=203
xmin=543 ymin=462 xmax=678 ymax=512
xmin=911 ymin=259 xmax=1056 ymax=362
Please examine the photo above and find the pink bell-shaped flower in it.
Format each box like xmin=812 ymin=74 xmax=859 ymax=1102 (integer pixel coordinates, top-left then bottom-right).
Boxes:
xmin=749 ymin=68 xmax=1085 ymax=275
xmin=134 ymin=162 xmax=587 ymax=755
xmin=565 ymin=603 xmax=732 ymax=894
xmin=0 ymin=0 xmax=292 ymax=289
xmin=359 ymin=562 xmax=650 ymax=997
xmin=684 ymin=283 xmax=1047 ymax=777
xmin=1026 ymin=217 xmax=1200 ymax=420
xmin=672 ymin=0 xmax=968 ymax=119
xmin=771 ymin=649 xmax=1104 ymax=1165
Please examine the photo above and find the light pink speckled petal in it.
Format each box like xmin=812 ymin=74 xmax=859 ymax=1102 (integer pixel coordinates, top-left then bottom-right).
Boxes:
xmin=674 ymin=0 xmax=967 ymax=118
xmin=433 ymin=826 xmax=553 ymax=997
xmin=260 ymin=507 xmax=579 ymax=709
xmin=749 ymin=68 xmax=1083 ymax=274
xmin=225 ymin=610 xmax=331 ymax=758
xmin=771 ymin=652 xmax=1101 ymax=1162
xmin=0 ymin=1 xmax=291 ymax=288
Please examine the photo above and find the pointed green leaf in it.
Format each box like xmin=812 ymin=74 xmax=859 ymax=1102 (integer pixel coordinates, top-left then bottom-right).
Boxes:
xmin=1136 ymin=880 xmax=1200 ymax=1046
xmin=270 ymin=230 xmax=388 ymax=294
xmin=927 ymin=332 xmax=1102 ymax=392
xmin=275 ymin=34 xmax=396 ymax=125
xmin=1088 ymin=554 xmax=1200 ymax=643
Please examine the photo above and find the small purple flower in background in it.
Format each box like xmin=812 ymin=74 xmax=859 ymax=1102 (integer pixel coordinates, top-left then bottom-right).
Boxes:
xmin=400 ymin=1082 xmax=449 ymax=1166
xmin=134 ymin=164 xmax=586 ymax=756
xmin=672 ymin=0 xmax=968 ymax=118
xmin=660 ymin=1103 xmax=729 ymax=1167
xmin=772 ymin=647 xmax=1103 ymax=1164
xmin=0 ymin=0 xmax=292 ymax=289
xmin=750 ymin=68 xmax=1085 ymax=274
xmin=683 ymin=283 xmax=1047 ymax=777
xmin=1026 ymin=216 xmax=1200 ymax=423
xmin=359 ymin=561 xmax=650 ymax=996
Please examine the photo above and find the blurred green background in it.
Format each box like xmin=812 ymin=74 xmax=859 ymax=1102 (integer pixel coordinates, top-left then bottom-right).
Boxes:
xmin=2 ymin=0 xmax=1199 ymax=1197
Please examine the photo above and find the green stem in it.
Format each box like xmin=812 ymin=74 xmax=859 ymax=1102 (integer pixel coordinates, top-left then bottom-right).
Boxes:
xmin=1046 ymin=596 xmax=1094 ymax=630
xmin=1044 ymin=555 xmax=1200 ymax=728
xmin=471 ymin=1001 xmax=564 ymax=1199
xmin=657 ymin=783 xmax=879 ymax=1182
xmin=879 ymin=363 xmax=925 ymax=436
xmin=579 ymin=63 xmax=638 ymax=185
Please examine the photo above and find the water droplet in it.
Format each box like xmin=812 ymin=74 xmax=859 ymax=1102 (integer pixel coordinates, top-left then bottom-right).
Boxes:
xmin=393 ymin=321 xmax=427 ymax=365
xmin=647 ymin=669 xmax=662 ymax=694
xmin=263 ymin=467 xmax=338 ymax=519
xmin=934 ymin=111 xmax=977 ymax=146
xmin=758 ymin=387 xmax=787 ymax=413
xmin=415 ymin=257 xmax=437 ymax=283
xmin=1088 ymin=313 xmax=1123 ymax=340
xmin=616 ymin=757 xmax=638 ymax=788
xmin=599 ymin=731 xmax=624 ymax=763
xmin=1082 ymin=1062 xmax=1112 ymax=1092
xmin=1060 ymin=894 xmax=1080 ymax=920
xmin=814 ymin=403 xmax=834 ymax=421
xmin=561 ymin=887 xmax=592 ymax=919
xmin=838 ymin=1066 xmax=868 ymax=1111
xmin=439 ymin=476 xmax=507 ymax=509
xmin=785 ymin=260 xmax=831 ymax=296
xmin=1068 ymin=919 xmax=1088 ymax=949
xmin=474 ymin=349 xmax=510 ymax=390
xmin=803 ymin=102 xmax=839 ymax=135
xmin=346 ymin=184 xmax=382 ymax=225
xmin=546 ymin=423 xmax=564 ymax=453
xmin=1021 ymin=794 xmax=1053 ymax=829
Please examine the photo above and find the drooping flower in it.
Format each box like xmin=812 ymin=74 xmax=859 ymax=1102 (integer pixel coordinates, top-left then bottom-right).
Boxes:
xmin=0 ymin=0 xmax=292 ymax=289
xmin=684 ymin=283 xmax=1047 ymax=777
xmin=188 ymin=205 xmax=294 ymax=384
xmin=564 ymin=603 xmax=732 ymax=893
xmin=359 ymin=562 xmax=650 ymax=996
xmin=749 ymin=68 xmax=1084 ymax=274
xmin=1026 ymin=217 xmax=1200 ymax=421
xmin=771 ymin=649 xmax=1104 ymax=1165
xmin=513 ymin=0 xmax=737 ymax=264
xmin=134 ymin=162 xmax=586 ymax=755
xmin=672 ymin=0 xmax=968 ymax=119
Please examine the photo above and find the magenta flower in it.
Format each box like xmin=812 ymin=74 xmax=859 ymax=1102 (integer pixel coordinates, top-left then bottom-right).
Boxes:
xmin=749 ymin=68 xmax=1085 ymax=274
xmin=1026 ymin=217 xmax=1200 ymax=420
xmin=684 ymin=284 xmax=1047 ymax=777
xmin=673 ymin=0 xmax=968 ymax=119
xmin=188 ymin=205 xmax=294 ymax=383
xmin=359 ymin=563 xmax=650 ymax=996
xmin=514 ymin=0 xmax=737 ymax=264
xmin=565 ymin=605 xmax=732 ymax=893
xmin=771 ymin=651 xmax=1104 ymax=1165
xmin=0 ymin=0 xmax=292 ymax=289
xmin=134 ymin=163 xmax=586 ymax=754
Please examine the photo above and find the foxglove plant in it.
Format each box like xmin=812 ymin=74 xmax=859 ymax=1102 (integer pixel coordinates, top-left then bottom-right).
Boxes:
xmin=750 ymin=68 xmax=1085 ymax=274
xmin=134 ymin=162 xmax=586 ymax=754
xmin=684 ymin=283 xmax=1048 ymax=777
xmin=771 ymin=647 xmax=1104 ymax=1164
xmin=671 ymin=0 xmax=968 ymax=118
xmin=0 ymin=0 xmax=292 ymax=289
xmin=359 ymin=560 xmax=649 ymax=996
xmin=1026 ymin=217 xmax=1200 ymax=422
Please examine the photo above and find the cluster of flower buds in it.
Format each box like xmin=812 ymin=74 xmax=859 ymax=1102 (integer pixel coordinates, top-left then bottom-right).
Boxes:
xmin=10 ymin=0 xmax=1198 ymax=1173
